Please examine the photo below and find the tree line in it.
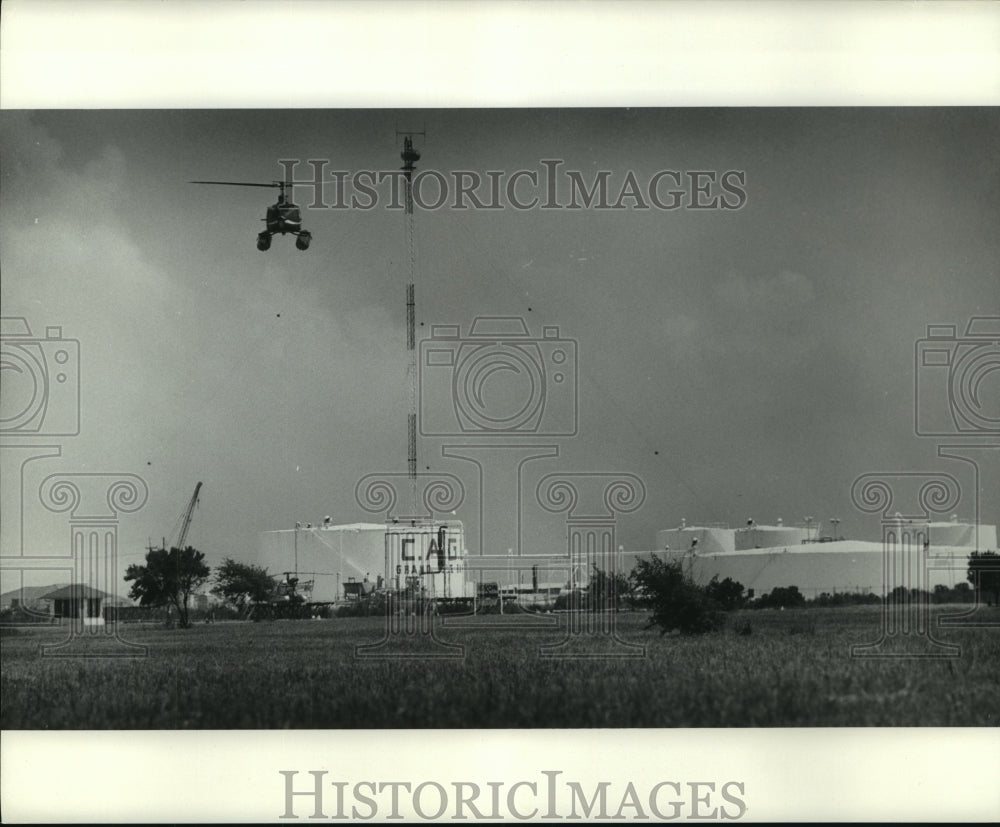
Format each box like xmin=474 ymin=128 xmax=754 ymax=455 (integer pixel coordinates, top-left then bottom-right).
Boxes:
xmin=124 ymin=550 xmax=281 ymax=628
xmin=615 ymin=549 xmax=1000 ymax=635
xmin=121 ymin=545 xmax=1000 ymax=631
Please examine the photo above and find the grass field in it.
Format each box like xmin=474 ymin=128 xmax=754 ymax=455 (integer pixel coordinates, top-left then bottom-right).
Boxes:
xmin=2 ymin=607 xmax=998 ymax=728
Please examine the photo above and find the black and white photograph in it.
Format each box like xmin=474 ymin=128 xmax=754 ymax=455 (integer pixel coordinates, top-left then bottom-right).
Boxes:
xmin=1 ymin=1 xmax=998 ymax=822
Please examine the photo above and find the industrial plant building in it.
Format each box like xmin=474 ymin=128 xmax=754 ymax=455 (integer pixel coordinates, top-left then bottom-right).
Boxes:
xmin=260 ymin=515 xmax=995 ymax=603
xmin=643 ymin=518 xmax=996 ymax=599
xmin=259 ymin=520 xmax=475 ymax=603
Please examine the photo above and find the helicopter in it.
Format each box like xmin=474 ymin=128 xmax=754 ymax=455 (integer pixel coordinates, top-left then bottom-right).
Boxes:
xmin=190 ymin=179 xmax=312 ymax=251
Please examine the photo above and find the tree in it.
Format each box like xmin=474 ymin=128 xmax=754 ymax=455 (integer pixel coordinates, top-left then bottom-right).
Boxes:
xmin=124 ymin=546 xmax=210 ymax=628
xmin=704 ymin=575 xmax=747 ymax=610
xmin=885 ymin=585 xmax=908 ymax=604
xmin=952 ymin=581 xmax=974 ymax=603
xmin=629 ymin=554 xmax=723 ymax=635
xmin=755 ymin=585 xmax=806 ymax=609
xmin=967 ymin=550 xmax=1000 ymax=606
xmin=211 ymin=558 xmax=275 ymax=613
xmin=586 ymin=564 xmax=630 ymax=612
xmin=932 ymin=584 xmax=951 ymax=604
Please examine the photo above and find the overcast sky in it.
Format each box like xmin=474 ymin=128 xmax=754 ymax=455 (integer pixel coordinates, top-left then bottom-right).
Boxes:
xmin=2 ymin=108 xmax=998 ymax=583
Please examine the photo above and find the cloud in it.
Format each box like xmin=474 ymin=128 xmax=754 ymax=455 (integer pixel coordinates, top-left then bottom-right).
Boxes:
xmin=715 ymin=269 xmax=816 ymax=316
xmin=0 ymin=113 xmax=409 ymax=569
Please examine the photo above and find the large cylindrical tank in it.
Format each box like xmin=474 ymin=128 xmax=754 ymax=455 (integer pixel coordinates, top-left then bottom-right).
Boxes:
xmin=734 ymin=524 xmax=812 ymax=550
xmin=927 ymin=521 xmax=996 ymax=549
xmin=259 ymin=523 xmax=386 ymax=603
xmin=384 ymin=519 xmax=474 ymax=599
xmin=655 ymin=526 xmax=735 ymax=555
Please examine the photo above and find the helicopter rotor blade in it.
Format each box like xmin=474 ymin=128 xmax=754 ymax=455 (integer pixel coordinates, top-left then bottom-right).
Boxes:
xmin=190 ymin=180 xmax=282 ymax=188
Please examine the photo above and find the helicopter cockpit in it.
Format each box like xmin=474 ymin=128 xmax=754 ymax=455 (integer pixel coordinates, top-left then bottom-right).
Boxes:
xmin=265 ymin=202 xmax=303 ymax=233
xmin=191 ymin=178 xmax=311 ymax=251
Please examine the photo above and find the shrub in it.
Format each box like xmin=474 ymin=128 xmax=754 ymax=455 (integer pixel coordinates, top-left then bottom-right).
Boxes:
xmin=704 ymin=575 xmax=747 ymax=610
xmin=553 ymin=590 xmax=583 ymax=612
xmin=754 ymin=585 xmax=806 ymax=610
xmin=587 ymin=565 xmax=630 ymax=612
xmin=629 ymin=555 xmax=724 ymax=635
xmin=0 ymin=606 xmax=54 ymax=625
xmin=885 ymin=586 xmax=932 ymax=604
xmin=967 ymin=550 xmax=1000 ymax=606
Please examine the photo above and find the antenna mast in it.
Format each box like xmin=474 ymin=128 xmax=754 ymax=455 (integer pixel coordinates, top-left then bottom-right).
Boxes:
xmin=400 ymin=133 xmax=422 ymax=513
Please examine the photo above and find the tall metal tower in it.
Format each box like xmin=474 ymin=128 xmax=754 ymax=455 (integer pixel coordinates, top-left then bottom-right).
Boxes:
xmin=400 ymin=134 xmax=421 ymax=512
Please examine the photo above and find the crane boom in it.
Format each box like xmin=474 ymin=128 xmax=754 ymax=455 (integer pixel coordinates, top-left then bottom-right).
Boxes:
xmin=175 ymin=481 xmax=203 ymax=550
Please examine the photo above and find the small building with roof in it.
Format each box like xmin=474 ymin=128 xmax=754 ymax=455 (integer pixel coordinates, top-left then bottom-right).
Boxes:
xmin=40 ymin=584 xmax=114 ymax=626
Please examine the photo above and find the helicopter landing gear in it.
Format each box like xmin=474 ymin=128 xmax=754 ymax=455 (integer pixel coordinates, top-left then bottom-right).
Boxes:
xmin=295 ymin=231 xmax=312 ymax=251
xmin=256 ymin=232 xmax=272 ymax=251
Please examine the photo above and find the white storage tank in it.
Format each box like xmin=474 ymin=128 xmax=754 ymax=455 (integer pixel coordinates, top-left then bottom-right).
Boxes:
xmin=926 ymin=519 xmax=997 ymax=550
xmin=385 ymin=519 xmax=474 ymax=599
xmin=259 ymin=523 xmax=386 ymax=603
xmin=734 ymin=524 xmax=812 ymax=550
xmin=655 ymin=524 xmax=735 ymax=555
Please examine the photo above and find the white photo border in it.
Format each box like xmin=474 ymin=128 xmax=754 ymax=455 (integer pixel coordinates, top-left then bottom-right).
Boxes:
xmin=2 ymin=0 xmax=998 ymax=822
